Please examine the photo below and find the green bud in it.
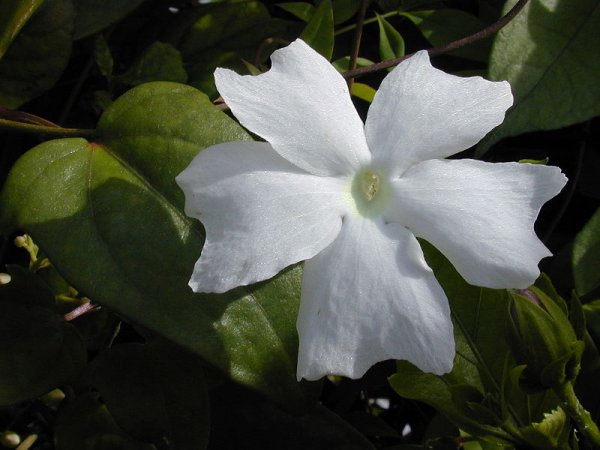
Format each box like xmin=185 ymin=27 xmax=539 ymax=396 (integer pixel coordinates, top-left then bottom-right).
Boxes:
xmin=0 ymin=273 xmax=10 ymax=285
xmin=39 ymin=388 xmax=66 ymax=408
xmin=518 ymin=407 xmax=570 ymax=449
xmin=508 ymin=287 xmax=583 ymax=390
xmin=0 ymin=431 xmax=20 ymax=449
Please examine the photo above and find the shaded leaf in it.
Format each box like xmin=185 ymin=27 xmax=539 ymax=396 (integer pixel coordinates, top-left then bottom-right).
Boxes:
xmin=276 ymin=2 xmax=315 ymax=21
xmin=573 ymin=208 xmax=600 ymax=296
xmin=401 ymin=9 xmax=491 ymax=63
xmin=0 ymin=82 xmax=308 ymax=410
xmin=118 ymin=42 xmax=187 ymax=86
xmin=300 ymin=0 xmax=334 ymax=60
xmin=54 ymin=392 xmax=152 ymax=450
xmin=94 ymin=34 xmax=113 ymax=79
xmin=209 ymin=383 xmax=375 ymax=449
xmin=0 ymin=265 xmax=86 ymax=406
xmin=0 ymin=0 xmax=44 ymax=60
xmin=332 ymin=0 xmax=361 ymax=24
xmin=89 ymin=341 xmax=209 ymax=450
xmin=0 ymin=0 xmax=74 ymax=109
xmin=178 ymin=2 xmax=287 ymax=97
xmin=478 ymin=0 xmax=600 ymax=154
xmin=72 ymin=0 xmax=145 ymax=40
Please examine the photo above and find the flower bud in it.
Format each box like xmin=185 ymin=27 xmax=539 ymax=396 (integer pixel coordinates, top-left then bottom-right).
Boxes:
xmin=0 ymin=273 xmax=10 ymax=285
xmin=0 ymin=431 xmax=20 ymax=449
xmin=508 ymin=287 xmax=584 ymax=390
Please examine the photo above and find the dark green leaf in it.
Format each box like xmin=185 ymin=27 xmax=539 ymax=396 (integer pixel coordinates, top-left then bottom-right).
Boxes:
xmin=276 ymin=2 xmax=315 ymax=21
xmin=178 ymin=2 xmax=287 ymax=97
xmin=209 ymin=383 xmax=375 ymax=449
xmin=0 ymin=0 xmax=44 ymax=60
xmin=0 ymin=82 xmax=308 ymax=410
xmin=89 ymin=341 xmax=209 ymax=450
xmin=300 ymin=0 xmax=334 ymax=60
xmin=54 ymin=393 xmax=153 ymax=450
xmin=573 ymin=208 xmax=600 ymax=296
xmin=332 ymin=0 xmax=360 ymax=24
xmin=401 ymin=9 xmax=491 ymax=63
xmin=0 ymin=0 xmax=74 ymax=109
xmin=118 ymin=42 xmax=187 ymax=86
xmin=0 ymin=265 xmax=86 ymax=406
xmin=478 ymin=0 xmax=600 ymax=154
xmin=94 ymin=34 xmax=113 ymax=79
xmin=376 ymin=14 xmax=405 ymax=61
xmin=332 ymin=55 xmax=374 ymax=71
xmin=72 ymin=0 xmax=145 ymax=40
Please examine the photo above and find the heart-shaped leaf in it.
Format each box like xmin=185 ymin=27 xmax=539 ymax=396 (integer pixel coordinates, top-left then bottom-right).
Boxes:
xmin=0 ymin=82 xmax=308 ymax=410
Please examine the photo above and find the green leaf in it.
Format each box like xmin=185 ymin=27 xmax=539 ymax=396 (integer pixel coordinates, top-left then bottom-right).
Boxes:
xmin=71 ymin=0 xmax=145 ymax=40
xmin=351 ymin=82 xmax=376 ymax=103
xmin=573 ymin=208 xmax=600 ymax=296
xmin=0 ymin=82 xmax=308 ymax=410
xmin=376 ymin=14 xmax=405 ymax=61
xmin=0 ymin=265 xmax=86 ymax=406
xmin=332 ymin=0 xmax=360 ymax=24
xmin=300 ymin=0 xmax=334 ymax=60
xmin=54 ymin=392 xmax=153 ymax=450
xmin=209 ymin=383 xmax=375 ymax=449
xmin=276 ymin=2 xmax=315 ymax=21
xmin=331 ymin=55 xmax=374 ymax=71
xmin=0 ymin=0 xmax=44 ymax=60
xmin=0 ymin=0 xmax=74 ymax=109
xmin=94 ymin=34 xmax=113 ymax=79
xmin=178 ymin=2 xmax=286 ymax=97
xmin=89 ymin=341 xmax=209 ymax=450
xmin=401 ymin=9 xmax=491 ymax=63
xmin=478 ymin=0 xmax=600 ymax=155
xmin=118 ymin=42 xmax=187 ymax=86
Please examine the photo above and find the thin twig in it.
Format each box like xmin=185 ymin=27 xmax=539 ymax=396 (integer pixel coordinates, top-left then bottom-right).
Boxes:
xmin=0 ymin=118 xmax=94 ymax=137
xmin=347 ymin=0 xmax=371 ymax=90
xmin=343 ymin=0 xmax=529 ymax=79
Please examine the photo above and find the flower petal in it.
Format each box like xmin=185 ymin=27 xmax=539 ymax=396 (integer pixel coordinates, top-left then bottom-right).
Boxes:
xmin=365 ymin=51 xmax=513 ymax=175
xmin=176 ymin=141 xmax=349 ymax=293
xmin=297 ymin=217 xmax=454 ymax=380
xmin=215 ymin=39 xmax=371 ymax=177
xmin=385 ymin=159 xmax=567 ymax=289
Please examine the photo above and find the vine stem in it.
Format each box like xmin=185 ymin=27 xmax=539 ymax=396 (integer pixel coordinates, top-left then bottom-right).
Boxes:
xmin=343 ymin=0 xmax=529 ymax=79
xmin=0 ymin=118 xmax=94 ymax=137
xmin=347 ymin=0 xmax=370 ymax=90
xmin=64 ymin=301 xmax=98 ymax=321
xmin=554 ymin=381 xmax=600 ymax=447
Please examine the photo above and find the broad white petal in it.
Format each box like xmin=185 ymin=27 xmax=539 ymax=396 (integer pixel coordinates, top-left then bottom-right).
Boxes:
xmin=385 ymin=159 xmax=567 ymax=289
xmin=365 ymin=51 xmax=513 ymax=175
xmin=297 ymin=217 xmax=454 ymax=380
xmin=215 ymin=39 xmax=371 ymax=177
xmin=176 ymin=141 xmax=350 ymax=293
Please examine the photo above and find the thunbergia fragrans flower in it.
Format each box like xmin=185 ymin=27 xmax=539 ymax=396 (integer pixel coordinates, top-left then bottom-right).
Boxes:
xmin=176 ymin=39 xmax=567 ymax=381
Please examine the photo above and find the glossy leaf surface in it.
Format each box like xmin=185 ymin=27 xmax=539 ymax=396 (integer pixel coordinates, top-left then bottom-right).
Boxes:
xmin=0 ymin=82 xmax=308 ymax=409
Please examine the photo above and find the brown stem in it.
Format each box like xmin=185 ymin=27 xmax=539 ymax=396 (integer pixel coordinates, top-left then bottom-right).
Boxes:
xmin=343 ymin=0 xmax=529 ymax=79
xmin=347 ymin=0 xmax=371 ymax=90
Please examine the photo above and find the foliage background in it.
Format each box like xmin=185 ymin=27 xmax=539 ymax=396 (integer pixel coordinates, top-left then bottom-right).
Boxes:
xmin=0 ymin=0 xmax=599 ymax=449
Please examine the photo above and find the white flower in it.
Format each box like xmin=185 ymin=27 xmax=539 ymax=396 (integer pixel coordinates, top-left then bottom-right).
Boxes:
xmin=176 ymin=39 xmax=567 ymax=381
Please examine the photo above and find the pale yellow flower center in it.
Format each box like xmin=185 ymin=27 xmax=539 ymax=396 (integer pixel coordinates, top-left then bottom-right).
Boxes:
xmin=351 ymin=169 xmax=390 ymax=217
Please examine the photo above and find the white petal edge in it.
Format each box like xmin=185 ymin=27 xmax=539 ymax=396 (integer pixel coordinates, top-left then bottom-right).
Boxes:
xmin=297 ymin=216 xmax=454 ymax=381
xmin=215 ymin=39 xmax=371 ymax=177
xmin=176 ymin=141 xmax=350 ymax=293
xmin=365 ymin=51 xmax=513 ymax=176
xmin=384 ymin=159 xmax=567 ymax=289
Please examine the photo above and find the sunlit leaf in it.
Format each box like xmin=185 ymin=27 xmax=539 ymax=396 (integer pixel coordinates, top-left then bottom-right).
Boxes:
xmin=300 ymin=0 xmax=334 ymax=60
xmin=0 ymin=0 xmax=74 ymax=108
xmin=0 ymin=82 xmax=308 ymax=410
xmin=351 ymin=82 xmax=376 ymax=103
xmin=376 ymin=13 xmax=404 ymax=61
xmin=478 ymin=0 xmax=600 ymax=154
